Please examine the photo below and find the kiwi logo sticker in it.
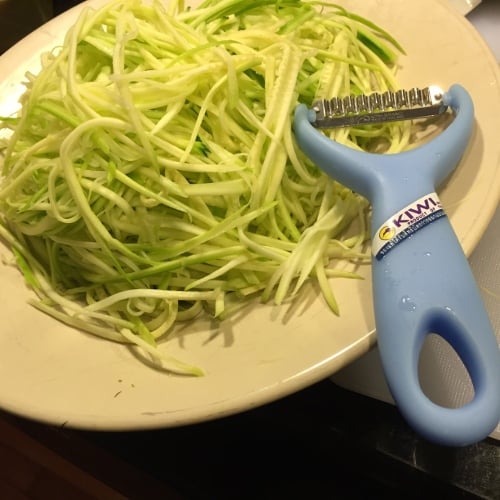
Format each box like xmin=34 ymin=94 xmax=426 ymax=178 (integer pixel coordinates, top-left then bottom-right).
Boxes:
xmin=372 ymin=193 xmax=445 ymax=260
xmin=378 ymin=226 xmax=395 ymax=241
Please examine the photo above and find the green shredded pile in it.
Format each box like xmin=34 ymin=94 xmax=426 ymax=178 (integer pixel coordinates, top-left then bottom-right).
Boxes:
xmin=0 ymin=0 xmax=410 ymax=374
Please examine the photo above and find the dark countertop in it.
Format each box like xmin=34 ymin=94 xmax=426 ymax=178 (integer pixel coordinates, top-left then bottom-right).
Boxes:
xmin=0 ymin=1 xmax=499 ymax=499
xmin=7 ymin=378 xmax=500 ymax=499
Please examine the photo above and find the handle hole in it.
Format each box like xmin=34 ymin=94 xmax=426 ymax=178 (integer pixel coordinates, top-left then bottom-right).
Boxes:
xmin=418 ymin=333 xmax=474 ymax=409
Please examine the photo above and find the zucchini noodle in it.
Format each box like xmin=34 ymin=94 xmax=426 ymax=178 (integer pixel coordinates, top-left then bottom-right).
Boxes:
xmin=0 ymin=0 xmax=409 ymax=374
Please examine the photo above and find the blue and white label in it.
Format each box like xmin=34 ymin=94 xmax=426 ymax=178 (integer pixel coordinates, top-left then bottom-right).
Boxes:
xmin=372 ymin=192 xmax=446 ymax=260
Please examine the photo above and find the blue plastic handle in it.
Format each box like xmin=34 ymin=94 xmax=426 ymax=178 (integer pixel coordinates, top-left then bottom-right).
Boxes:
xmin=293 ymin=85 xmax=500 ymax=446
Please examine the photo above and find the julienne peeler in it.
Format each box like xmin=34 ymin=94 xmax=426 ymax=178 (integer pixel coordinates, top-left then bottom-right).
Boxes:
xmin=293 ymin=84 xmax=500 ymax=447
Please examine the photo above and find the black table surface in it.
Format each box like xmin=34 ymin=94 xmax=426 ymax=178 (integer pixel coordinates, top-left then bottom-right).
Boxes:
xmin=0 ymin=1 xmax=499 ymax=498
xmin=6 ymin=378 xmax=500 ymax=499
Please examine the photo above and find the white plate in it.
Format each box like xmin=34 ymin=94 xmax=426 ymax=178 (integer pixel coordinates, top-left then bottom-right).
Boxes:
xmin=0 ymin=0 xmax=499 ymax=430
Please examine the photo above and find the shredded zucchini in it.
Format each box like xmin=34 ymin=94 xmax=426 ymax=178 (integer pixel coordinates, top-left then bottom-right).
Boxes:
xmin=0 ymin=0 xmax=409 ymax=374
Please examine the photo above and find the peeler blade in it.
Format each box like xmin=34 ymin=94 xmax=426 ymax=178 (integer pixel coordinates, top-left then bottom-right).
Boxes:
xmin=311 ymin=85 xmax=447 ymax=128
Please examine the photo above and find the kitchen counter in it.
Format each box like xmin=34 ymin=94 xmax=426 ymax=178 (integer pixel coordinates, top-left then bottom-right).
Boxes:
xmin=3 ymin=378 xmax=500 ymax=498
xmin=0 ymin=1 xmax=499 ymax=498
